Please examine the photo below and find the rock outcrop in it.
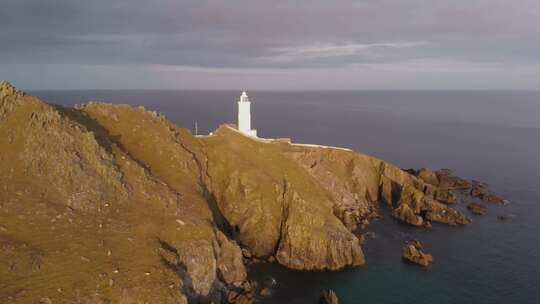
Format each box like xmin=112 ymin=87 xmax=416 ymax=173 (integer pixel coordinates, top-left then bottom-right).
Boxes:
xmin=393 ymin=185 xmax=470 ymax=226
xmin=470 ymin=184 xmax=505 ymax=204
xmin=402 ymin=240 xmax=433 ymax=267
xmin=321 ymin=289 xmax=339 ymax=304
xmin=216 ymin=231 xmax=247 ymax=285
xmin=467 ymin=202 xmax=487 ymax=215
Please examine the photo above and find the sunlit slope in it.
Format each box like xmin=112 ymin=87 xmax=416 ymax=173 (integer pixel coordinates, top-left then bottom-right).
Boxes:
xmin=0 ymin=83 xmax=243 ymax=303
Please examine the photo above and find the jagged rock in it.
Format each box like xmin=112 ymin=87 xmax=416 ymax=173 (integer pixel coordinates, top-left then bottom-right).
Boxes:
xmin=470 ymin=185 xmax=505 ymax=204
xmin=241 ymin=248 xmax=252 ymax=259
xmin=402 ymin=240 xmax=433 ymax=267
xmin=275 ymin=190 xmax=365 ymax=270
xmin=482 ymin=193 xmax=505 ymax=204
xmin=467 ymin=202 xmax=487 ymax=215
xmin=407 ymin=239 xmax=423 ymax=249
xmin=226 ymin=290 xmax=253 ymax=304
xmin=434 ymin=189 xmax=457 ymax=204
xmin=320 ymin=289 xmax=339 ymax=304
xmin=393 ymin=185 xmax=470 ymax=226
xmin=417 ymin=168 xmax=439 ymax=186
xmin=392 ymin=204 xmax=424 ymax=226
xmin=470 ymin=184 xmax=487 ymax=198
xmin=216 ymin=231 xmax=247 ymax=285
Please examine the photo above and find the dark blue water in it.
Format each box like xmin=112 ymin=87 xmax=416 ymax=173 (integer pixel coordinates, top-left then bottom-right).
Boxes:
xmin=33 ymin=90 xmax=540 ymax=304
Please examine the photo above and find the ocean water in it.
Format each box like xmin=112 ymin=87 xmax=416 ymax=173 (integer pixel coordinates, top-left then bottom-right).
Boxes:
xmin=33 ymin=90 xmax=540 ymax=304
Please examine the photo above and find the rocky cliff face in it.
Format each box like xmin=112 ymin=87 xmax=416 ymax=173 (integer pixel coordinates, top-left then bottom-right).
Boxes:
xmin=0 ymin=82 xmax=474 ymax=303
xmin=201 ymin=126 xmax=365 ymax=270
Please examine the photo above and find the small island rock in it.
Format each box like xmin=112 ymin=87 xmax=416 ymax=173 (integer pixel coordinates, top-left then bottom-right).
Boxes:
xmin=467 ymin=202 xmax=487 ymax=215
xmin=402 ymin=240 xmax=433 ymax=267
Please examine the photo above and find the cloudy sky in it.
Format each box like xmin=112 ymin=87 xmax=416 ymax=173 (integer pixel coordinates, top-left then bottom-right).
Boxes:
xmin=1 ymin=0 xmax=540 ymax=90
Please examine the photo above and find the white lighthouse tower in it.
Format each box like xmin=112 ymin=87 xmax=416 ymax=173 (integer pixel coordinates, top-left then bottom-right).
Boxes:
xmin=237 ymin=91 xmax=257 ymax=137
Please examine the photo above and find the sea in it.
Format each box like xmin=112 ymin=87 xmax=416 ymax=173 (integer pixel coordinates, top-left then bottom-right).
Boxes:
xmin=33 ymin=90 xmax=540 ymax=304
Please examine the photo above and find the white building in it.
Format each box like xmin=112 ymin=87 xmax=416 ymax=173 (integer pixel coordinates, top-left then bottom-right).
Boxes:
xmin=237 ymin=91 xmax=257 ymax=137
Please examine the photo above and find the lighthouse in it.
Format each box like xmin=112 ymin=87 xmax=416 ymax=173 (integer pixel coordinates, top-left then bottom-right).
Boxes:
xmin=237 ymin=91 xmax=257 ymax=137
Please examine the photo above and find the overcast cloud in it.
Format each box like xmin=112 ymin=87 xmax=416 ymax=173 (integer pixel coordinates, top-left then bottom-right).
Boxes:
xmin=1 ymin=0 xmax=540 ymax=89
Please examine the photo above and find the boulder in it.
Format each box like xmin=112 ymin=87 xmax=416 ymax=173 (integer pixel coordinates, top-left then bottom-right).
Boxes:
xmin=482 ymin=193 xmax=505 ymax=204
xmin=260 ymin=287 xmax=271 ymax=297
xmin=320 ymin=289 xmax=339 ymax=304
xmin=226 ymin=291 xmax=253 ymax=304
xmin=402 ymin=240 xmax=433 ymax=267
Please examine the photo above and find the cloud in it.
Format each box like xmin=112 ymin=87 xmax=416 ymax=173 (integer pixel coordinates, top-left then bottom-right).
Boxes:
xmin=1 ymin=0 xmax=540 ymax=89
xmin=5 ymin=58 xmax=540 ymax=91
xmin=257 ymin=41 xmax=431 ymax=63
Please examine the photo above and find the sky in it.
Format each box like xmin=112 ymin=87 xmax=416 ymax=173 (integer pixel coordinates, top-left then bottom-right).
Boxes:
xmin=1 ymin=0 xmax=540 ymax=90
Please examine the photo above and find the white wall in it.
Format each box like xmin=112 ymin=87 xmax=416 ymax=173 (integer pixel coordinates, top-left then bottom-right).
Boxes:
xmin=238 ymin=101 xmax=251 ymax=133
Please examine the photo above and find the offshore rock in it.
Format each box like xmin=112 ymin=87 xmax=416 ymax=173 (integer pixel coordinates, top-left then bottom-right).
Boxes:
xmin=402 ymin=240 xmax=433 ymax=267
xmin=467 ymin=202 xmax=487 ymax=215
xmin=470 ymin=184 xmax=505 ymax=204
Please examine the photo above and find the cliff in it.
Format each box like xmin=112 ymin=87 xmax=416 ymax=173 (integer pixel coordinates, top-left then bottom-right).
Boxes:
xmin=0 ymin=82 xmax=473 ymax=303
